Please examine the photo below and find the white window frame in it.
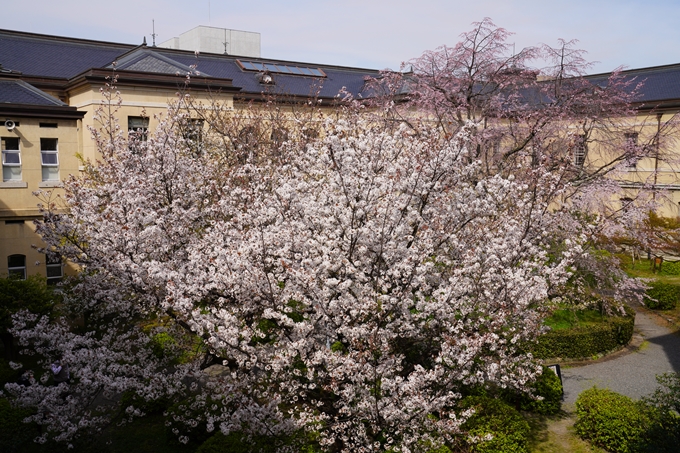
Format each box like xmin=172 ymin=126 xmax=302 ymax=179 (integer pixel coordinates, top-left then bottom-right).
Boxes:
xmin=45 ymin=253 xmax=63 ymax=285
xmin=1 ymin=137 xmax=21 ymax=182
xmin=40 ymin=138 xmax=59 ymax=181
xmin=128 ymin=116 xmax=149 ymax=141
xmin=8 ymin=254 xmax=26 ymax=280
xmin=573 ymin=135 xmax=586 ymax=167
xmin=624 ymin=132 xmax=639 ymax=170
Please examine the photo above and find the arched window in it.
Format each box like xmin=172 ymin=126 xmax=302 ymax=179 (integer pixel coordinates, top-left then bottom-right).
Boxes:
xmin=8 ymin=254 xmax=26 ymax=279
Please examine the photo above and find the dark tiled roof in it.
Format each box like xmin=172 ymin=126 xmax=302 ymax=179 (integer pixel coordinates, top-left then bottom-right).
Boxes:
xmin=111 ymin=49 xmax=208 ymax=76
xmin=0 ymin=79 xmax=66 ymax=106
xmin=586 ymin=64 xmax=680 ymax=105
xmin=0 ymin=29 xmax=133 ymax=79
xmin=0 ymin=29 xmax=379 ymax=99
xmin=155 ymin=50 xmax=378 ymax=99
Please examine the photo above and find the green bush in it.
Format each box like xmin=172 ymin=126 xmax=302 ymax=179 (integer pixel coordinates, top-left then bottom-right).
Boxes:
xmin=575 ymin=386 xmax=680 ymax=453
xmin=644 ymin=282 xmax=680 ymax=310
xmin=515 ymin=366 xmax=563 ymax=415
xmin=533 ymin=308 xmax=634 ymax=360
xmin=658 ymin=260 xmax=680 ymax=276
xmin=0 ymin=398 xmax=42 ymax=453
xmin=575 ymin=387 xmax=649 ymax=453
xmin=459 ymin=395 xmax=530 ymax=453
xmin=0 ymin=358 xmax=18 ymax=385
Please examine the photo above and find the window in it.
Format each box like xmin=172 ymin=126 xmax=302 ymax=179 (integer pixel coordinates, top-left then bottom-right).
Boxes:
xmin=41 ymin=138 xmax=59 ymax=181
xmin=573 ymin=134 xmax=586 ymax=167
xmin=182 ymin=119 xmax=204 ymax=153
xmin=1 ymin=137 xmax=21 ymax=181
xmin=237 ymin=60 xmax=327 ymax=78
xmin=128 ymin=116 xmax=149 ymax=142
xmin=624 ymin=132 xmax=639 ymax=170
xmin=45 ymin=254 xmax=63 ymax=285
xmin=8 ymin=254 xmax=26 ymax=280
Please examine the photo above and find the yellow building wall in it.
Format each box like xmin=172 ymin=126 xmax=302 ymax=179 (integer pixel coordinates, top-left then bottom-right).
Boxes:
xmin=0 ymin=116 xmax=81 ymax=279
xmin=68 ymin=84 xmax=234 ymax=163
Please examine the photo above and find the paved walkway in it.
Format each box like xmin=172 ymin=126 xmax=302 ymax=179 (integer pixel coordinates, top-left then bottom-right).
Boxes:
xmin=561 ymin=308 xmax=680 ymax=405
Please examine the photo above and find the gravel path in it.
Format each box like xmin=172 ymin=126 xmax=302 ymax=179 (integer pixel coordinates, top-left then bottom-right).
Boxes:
xmin=561 ymin=309 xmax=680 ymax=405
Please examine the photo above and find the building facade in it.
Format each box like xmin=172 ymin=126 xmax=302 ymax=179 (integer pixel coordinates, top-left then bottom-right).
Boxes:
xmin=0 ymin=28 xmax=381 ymax=280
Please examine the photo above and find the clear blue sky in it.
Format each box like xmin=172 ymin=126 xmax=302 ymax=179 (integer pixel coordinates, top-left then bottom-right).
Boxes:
xmin=4 ymin=0 xmax=680 ymax=74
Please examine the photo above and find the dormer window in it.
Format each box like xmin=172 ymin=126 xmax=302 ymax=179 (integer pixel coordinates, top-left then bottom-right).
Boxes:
xmin=237 ymin=60 xmax=326 ymax=78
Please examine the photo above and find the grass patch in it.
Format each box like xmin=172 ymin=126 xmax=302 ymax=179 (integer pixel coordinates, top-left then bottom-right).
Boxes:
xmin=526 ymin=412 xmax=607 ymax=453
xmin=544 ymin=309 xmax=607 ymax=331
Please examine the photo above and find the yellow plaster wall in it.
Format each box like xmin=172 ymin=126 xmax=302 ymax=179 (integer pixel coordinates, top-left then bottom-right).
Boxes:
xmin=0 ymin=116 xmax=80 ymax=279
xmin=69 ymin=84 xmax=234 ymax=162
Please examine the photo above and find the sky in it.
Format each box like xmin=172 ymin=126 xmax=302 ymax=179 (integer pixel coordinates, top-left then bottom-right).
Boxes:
xmin=3 ymin=0 xmax=680 ymax=75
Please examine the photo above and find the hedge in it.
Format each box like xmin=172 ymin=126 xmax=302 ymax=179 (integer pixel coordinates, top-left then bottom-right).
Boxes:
xmin=532 ymin=308 xmax=634 ymax=360
xmin=644 ymin=282 xmax=680 ymax=310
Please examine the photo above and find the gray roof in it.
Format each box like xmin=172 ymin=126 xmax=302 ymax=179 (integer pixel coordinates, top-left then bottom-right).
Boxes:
xmin=0 ymin=29 xmax=379 ymax=100
xmin=0 ymin=79 xmax=66 ymax=106
xmin=0 ymin=29 xmax=133 ymax=79
xmin=6 ymin=28 xmax=680 ymax=107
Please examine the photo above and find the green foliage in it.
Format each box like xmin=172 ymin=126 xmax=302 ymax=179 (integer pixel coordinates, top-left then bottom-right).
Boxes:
xmin=151 ymin=332 xmax=177 ymax=359
xmin=0 ymin=398 xmax=42 ymax=453
xmin=0 ymin=358 xmax=18 ymax=385
xmin=0 ymin=275 xmax=58 ymax=331
xmin=197 ymin=431 xmax=321 ymax=453
xmin=459 ymin=396 xmax=530 ymax=453
xmin=575 ymin=387 xmax=649 ymax=453
xmin=575 ymin=386 xmax=680 ymax=453
xmin=644 ymin=282 xmax=680 ymax=310
xmin=657 ymin=260 xmax=680 ymax=276
xmin=644 ymin=372 xmax=680 ymax=414
xmin=516 ymin=366 xmax=563 ymax=415
xmin=533 ymin=308 xmax=634 ymax=359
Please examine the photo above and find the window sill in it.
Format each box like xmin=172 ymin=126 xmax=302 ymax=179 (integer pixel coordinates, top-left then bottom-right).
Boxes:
xmin=0 ymin=181 xmax=28 ymax=188
xmin=39 ymin=181 xmax=62 ymax=188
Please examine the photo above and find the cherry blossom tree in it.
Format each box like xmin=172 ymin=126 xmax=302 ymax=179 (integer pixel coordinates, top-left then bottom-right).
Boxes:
xmin=4 ymin=19 xmax=668 ymax=451
xmin=367 ymin=18 xmax=680 ymax=309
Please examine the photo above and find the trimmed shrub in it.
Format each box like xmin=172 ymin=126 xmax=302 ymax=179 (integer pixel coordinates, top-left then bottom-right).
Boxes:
xmin=459 ymin=396 xmax=530 ymax=453
xmin=533 ymin=308 xmax=634 ymax=360
xmin=644 ymin=282 xmax=680 ymax=310
xmin=575 ymin=387 xmax=648 ymax=453
xmin=576 ymin=385 xmax=680 ymax=453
